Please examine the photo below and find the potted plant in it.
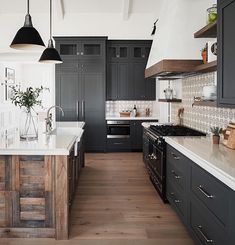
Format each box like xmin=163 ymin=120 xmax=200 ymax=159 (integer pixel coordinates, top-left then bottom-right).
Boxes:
xmin=210 ymin=126 xmax=222 ymax=144
xmin=201 ymin=46 xmax=207 ymax=64
xmin=11 ymin=86 xmax=48 ymax=140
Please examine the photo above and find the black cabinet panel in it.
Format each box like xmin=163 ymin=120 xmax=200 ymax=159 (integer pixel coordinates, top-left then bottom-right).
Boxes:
xmin=56 ymin=72 xmax=79 ymax=121
xmin=107 ymin=40 xmax=155 ymax=101
xmin=218 ymin=0 xmax=235 ymax=107
xmin=166 ymin=144 xmax=235 ymax=245
xmin=55 ymin=37 xmax=106 ymax=152
xmin=107 ymin=63 xmax=118 ymax=100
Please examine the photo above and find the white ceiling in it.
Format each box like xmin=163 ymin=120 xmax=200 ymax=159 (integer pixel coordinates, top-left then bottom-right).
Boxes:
xmin=0 ymin=0 xmax=162 ymax=15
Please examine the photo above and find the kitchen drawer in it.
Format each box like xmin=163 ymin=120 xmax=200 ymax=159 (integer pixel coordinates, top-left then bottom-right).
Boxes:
xmin=107 ymin=138 xmax=131 ymax=151
xmin=167 ymin=181 xmax=186 ymax=223
xmin=167 ymin=161 xmax=186 ymax=191
xmin=167 ymin=145 xmax=188 ymax=174
xmin=191 ymin=164 xmax=229 ymax=226
xmin=190 ymin=199 xmax=227 ymax=245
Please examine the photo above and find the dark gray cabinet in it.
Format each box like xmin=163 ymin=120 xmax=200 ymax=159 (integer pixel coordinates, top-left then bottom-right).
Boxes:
xmin=166 ymin=144 xmax=235 ymax=245
xmin=130 ymin=121 xmax=144 ymax=150
xmin=218 ymin=0 xmax=235 ymax=107
xmin=107 ymin=40 xmax=156 ymax=101
xmin=55 ymin=37 xmax=107 ymax=152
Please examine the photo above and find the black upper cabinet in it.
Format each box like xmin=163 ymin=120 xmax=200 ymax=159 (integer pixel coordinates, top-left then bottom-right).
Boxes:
xmin=107 ymin=40 xmax=156 ymax=101
xmin=218 ymin=0 xmax=235 ymax=107
xmin=55 ymin=37 xmax=106 ymax=152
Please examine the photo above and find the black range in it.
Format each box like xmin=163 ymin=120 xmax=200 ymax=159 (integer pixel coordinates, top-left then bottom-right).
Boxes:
xmin=144 ymin=125 xmax=206 ymax=202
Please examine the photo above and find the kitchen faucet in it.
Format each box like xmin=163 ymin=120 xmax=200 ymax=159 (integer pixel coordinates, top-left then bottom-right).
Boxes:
xmin=45 ymin=105 xmax=64 ymax=134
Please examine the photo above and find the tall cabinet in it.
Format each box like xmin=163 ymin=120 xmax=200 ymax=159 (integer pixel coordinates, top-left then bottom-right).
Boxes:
xmin=55 ymin=37 xmax=107 ymax=152
xmin=218 ymin=0 xmax=235 ymax=107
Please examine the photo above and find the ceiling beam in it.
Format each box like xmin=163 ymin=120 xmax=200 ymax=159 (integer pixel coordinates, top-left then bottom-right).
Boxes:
xmin=122 ymin=0 xmax=131 ymax=20
xmin=55 ymin=0 xmax=65 ymax=20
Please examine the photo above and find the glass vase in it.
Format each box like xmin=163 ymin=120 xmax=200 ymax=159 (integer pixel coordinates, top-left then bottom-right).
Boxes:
xmin=20 ymin=109 xmax=38 ymax=141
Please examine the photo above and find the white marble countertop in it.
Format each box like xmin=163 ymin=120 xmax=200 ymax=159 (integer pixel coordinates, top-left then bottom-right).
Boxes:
xmin=106 ymin=116 xmax=159 ymax=121
xmin=0 ymin=133 xmax=77 ymax=155
xmin=0 ymin=121 xmax=85 ymax=156
xmin=165 ymin=136 xmax=235 ymax=191
xmin=56 ymin=121 xmax=85 ymax=128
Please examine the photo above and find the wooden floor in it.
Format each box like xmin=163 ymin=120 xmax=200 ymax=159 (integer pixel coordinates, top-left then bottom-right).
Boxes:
xmin=1 ymin=153 xmax=194 ymax=245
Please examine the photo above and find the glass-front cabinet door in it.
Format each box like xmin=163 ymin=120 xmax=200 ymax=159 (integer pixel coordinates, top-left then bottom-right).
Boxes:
xmin=108 ymin=45 xmax=129 ymax=61
xmin=57 ymin=41 xmax=79 ymax=57
xmin=131 ymin=45 xmax=151 ymax=61
xmin=80 ymin=41 xmax=104 ymax=59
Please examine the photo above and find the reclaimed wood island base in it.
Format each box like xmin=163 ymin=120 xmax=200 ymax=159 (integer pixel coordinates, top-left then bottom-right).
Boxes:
xmin=0 ymin=133 xmax=84 ymax=240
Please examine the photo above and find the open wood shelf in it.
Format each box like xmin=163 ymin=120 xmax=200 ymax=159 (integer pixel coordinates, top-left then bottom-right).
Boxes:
xmin=193 ymin=101 xmax=217 ymax=107
xmin=193 ymin=60 xmax=217 ymax=73
xmin=158 ymin=99 xmax=182 ymax=103
xmin=194 ymin=21 xmax=217 ymax=38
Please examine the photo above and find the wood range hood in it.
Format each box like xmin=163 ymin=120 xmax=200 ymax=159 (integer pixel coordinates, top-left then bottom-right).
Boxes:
xmin=145 ymin=59 xmax=203 ymax=79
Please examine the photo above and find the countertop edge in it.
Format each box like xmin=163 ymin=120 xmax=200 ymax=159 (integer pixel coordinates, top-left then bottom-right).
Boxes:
xmin=0 ymin=135 xmax=78 ymax=156
xmin=106 ymin=116 xmax=159 ymax=121
xmin=165 ymin=137 xmax=235 ymax=191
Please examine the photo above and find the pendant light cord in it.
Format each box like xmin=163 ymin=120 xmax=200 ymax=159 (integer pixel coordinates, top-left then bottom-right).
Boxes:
xmin=50 ymin=0 xmax=52 ymax=39
xmin=27 ymin=0 xmax=29 ymax=14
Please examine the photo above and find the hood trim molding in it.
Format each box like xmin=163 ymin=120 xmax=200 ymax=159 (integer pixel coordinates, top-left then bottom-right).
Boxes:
xmin=145 ymin=59 xmax=203 ymax=79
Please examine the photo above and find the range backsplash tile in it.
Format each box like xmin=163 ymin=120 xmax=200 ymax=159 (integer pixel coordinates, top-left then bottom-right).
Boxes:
xmin=171 ymin=72 xmax=235 ymax=133
xmin=106 ymin=101 xmax=154 ymax=117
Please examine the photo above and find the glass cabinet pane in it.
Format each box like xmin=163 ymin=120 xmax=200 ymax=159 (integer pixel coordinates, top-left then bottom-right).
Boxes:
xmin=120 ymin=47 xmax=128 ymax=58
xmin=134 ymin=47 xmax=142 ymax=58
xmin=60 ymin=44 xmax=77 ymax=55
xmin=83 ymin=44 xmax=101 ymax=55
xmin=109 ymin=47 xmax=117 ymax=58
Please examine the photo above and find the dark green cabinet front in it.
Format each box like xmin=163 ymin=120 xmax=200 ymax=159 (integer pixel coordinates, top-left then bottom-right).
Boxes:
xmin=218 ymin=0 xmax=235 ymax=107
xmin=55 ymin=37 xmax=106 ymax=152
xmin=107 ymin=40 xmax=156 ymax=101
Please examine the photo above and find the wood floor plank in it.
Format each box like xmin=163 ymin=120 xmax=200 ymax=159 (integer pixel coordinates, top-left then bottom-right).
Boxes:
xmin=2 ymin=152 xmax=194 ymax=245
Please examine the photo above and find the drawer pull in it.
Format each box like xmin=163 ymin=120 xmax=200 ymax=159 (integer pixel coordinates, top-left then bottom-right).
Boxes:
xmin=197 ymin=185 xmax=214 ymax=199
xmin=170 ymin=192 xmax=181 ymax=203
xmin=197 ymin=225 xmax=213 ymax=243
xmin=171 ymin=170 xmax=181 ymax=179
xmin=171 ymin=152 xmax=180 ymax=160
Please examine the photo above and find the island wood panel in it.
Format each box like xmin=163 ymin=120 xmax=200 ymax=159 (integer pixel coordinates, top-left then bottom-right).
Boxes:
xmin=55 ymin=155 xmax=69 ymax=240
xmin=0 ymin=157 xmax=11 ymax=228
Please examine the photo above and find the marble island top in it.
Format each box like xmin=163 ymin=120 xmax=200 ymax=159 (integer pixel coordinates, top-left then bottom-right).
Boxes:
xmin=0 ymin=121 xmax=85 ymax=156
xmin=165 ymin=136 xmax=235 ymax=191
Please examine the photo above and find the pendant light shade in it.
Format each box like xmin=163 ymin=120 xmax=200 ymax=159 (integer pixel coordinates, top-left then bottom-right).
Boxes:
xmin=39 ymin=0 xmax=62 ymax=64
xmin=39 ymin=40 xmax=62 ymax=64
xmin=10 ymin=1 xmax=45 ymax=50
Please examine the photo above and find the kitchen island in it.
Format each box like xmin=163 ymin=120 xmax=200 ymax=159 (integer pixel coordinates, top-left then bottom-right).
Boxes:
xmin=0 ymin=128 xmax=84 ymax=240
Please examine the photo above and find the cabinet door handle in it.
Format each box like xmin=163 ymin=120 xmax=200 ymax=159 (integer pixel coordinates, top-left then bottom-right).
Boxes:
xmin=81 ymin=52 xmax=84 ymax=56
xmin=197 ymin=185 xmax=214 ymax=199
xmin=171 ymin=170 xmax=181 ymax=179
xmin=170 ymin=192 xmax=181 ymax=203
xmin=171 ymin=152 xmax=180 ymax=160
xmin=81 ymin=100 xmax=85 ymax=119
xmin=76 ymin=100 xmax=79 ymax=120
xmin=197 ymin=226 xmax=213 ymax=243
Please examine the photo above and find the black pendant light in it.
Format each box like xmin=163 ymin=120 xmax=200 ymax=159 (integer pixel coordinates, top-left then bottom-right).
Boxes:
xmin=39 ymin=0 xmax=62 ymax=64
xmin=10 ymin=0 xmax=45 ymax=50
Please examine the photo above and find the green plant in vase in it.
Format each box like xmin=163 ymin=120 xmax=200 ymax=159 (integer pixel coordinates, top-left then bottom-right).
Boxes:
xmin=11 ymin=86 xmax=48 ymax=140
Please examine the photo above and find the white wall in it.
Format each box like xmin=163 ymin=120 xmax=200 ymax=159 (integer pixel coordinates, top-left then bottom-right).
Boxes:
xmin=150 ymin=0 xmax=216 ymax=122
xmin=0 ymin=62 xmax=22 ymax=134
xmin=0 ymin=12 xmax=157 ymax=53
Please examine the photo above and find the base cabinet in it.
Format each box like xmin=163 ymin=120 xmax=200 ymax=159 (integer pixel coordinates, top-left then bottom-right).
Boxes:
xmin=166 ymin=144 xmax=235 ymax=245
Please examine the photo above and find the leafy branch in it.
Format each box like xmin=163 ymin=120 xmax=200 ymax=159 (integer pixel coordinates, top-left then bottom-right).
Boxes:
xmin=11 ymin=86 xmax=49 ymax=112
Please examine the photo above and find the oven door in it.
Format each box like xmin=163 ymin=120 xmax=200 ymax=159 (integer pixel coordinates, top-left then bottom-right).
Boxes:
xmin=107 ymin=121 xmax=130 ymax=138
xmin=148 ymin=140 xmax=165 ymax=181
